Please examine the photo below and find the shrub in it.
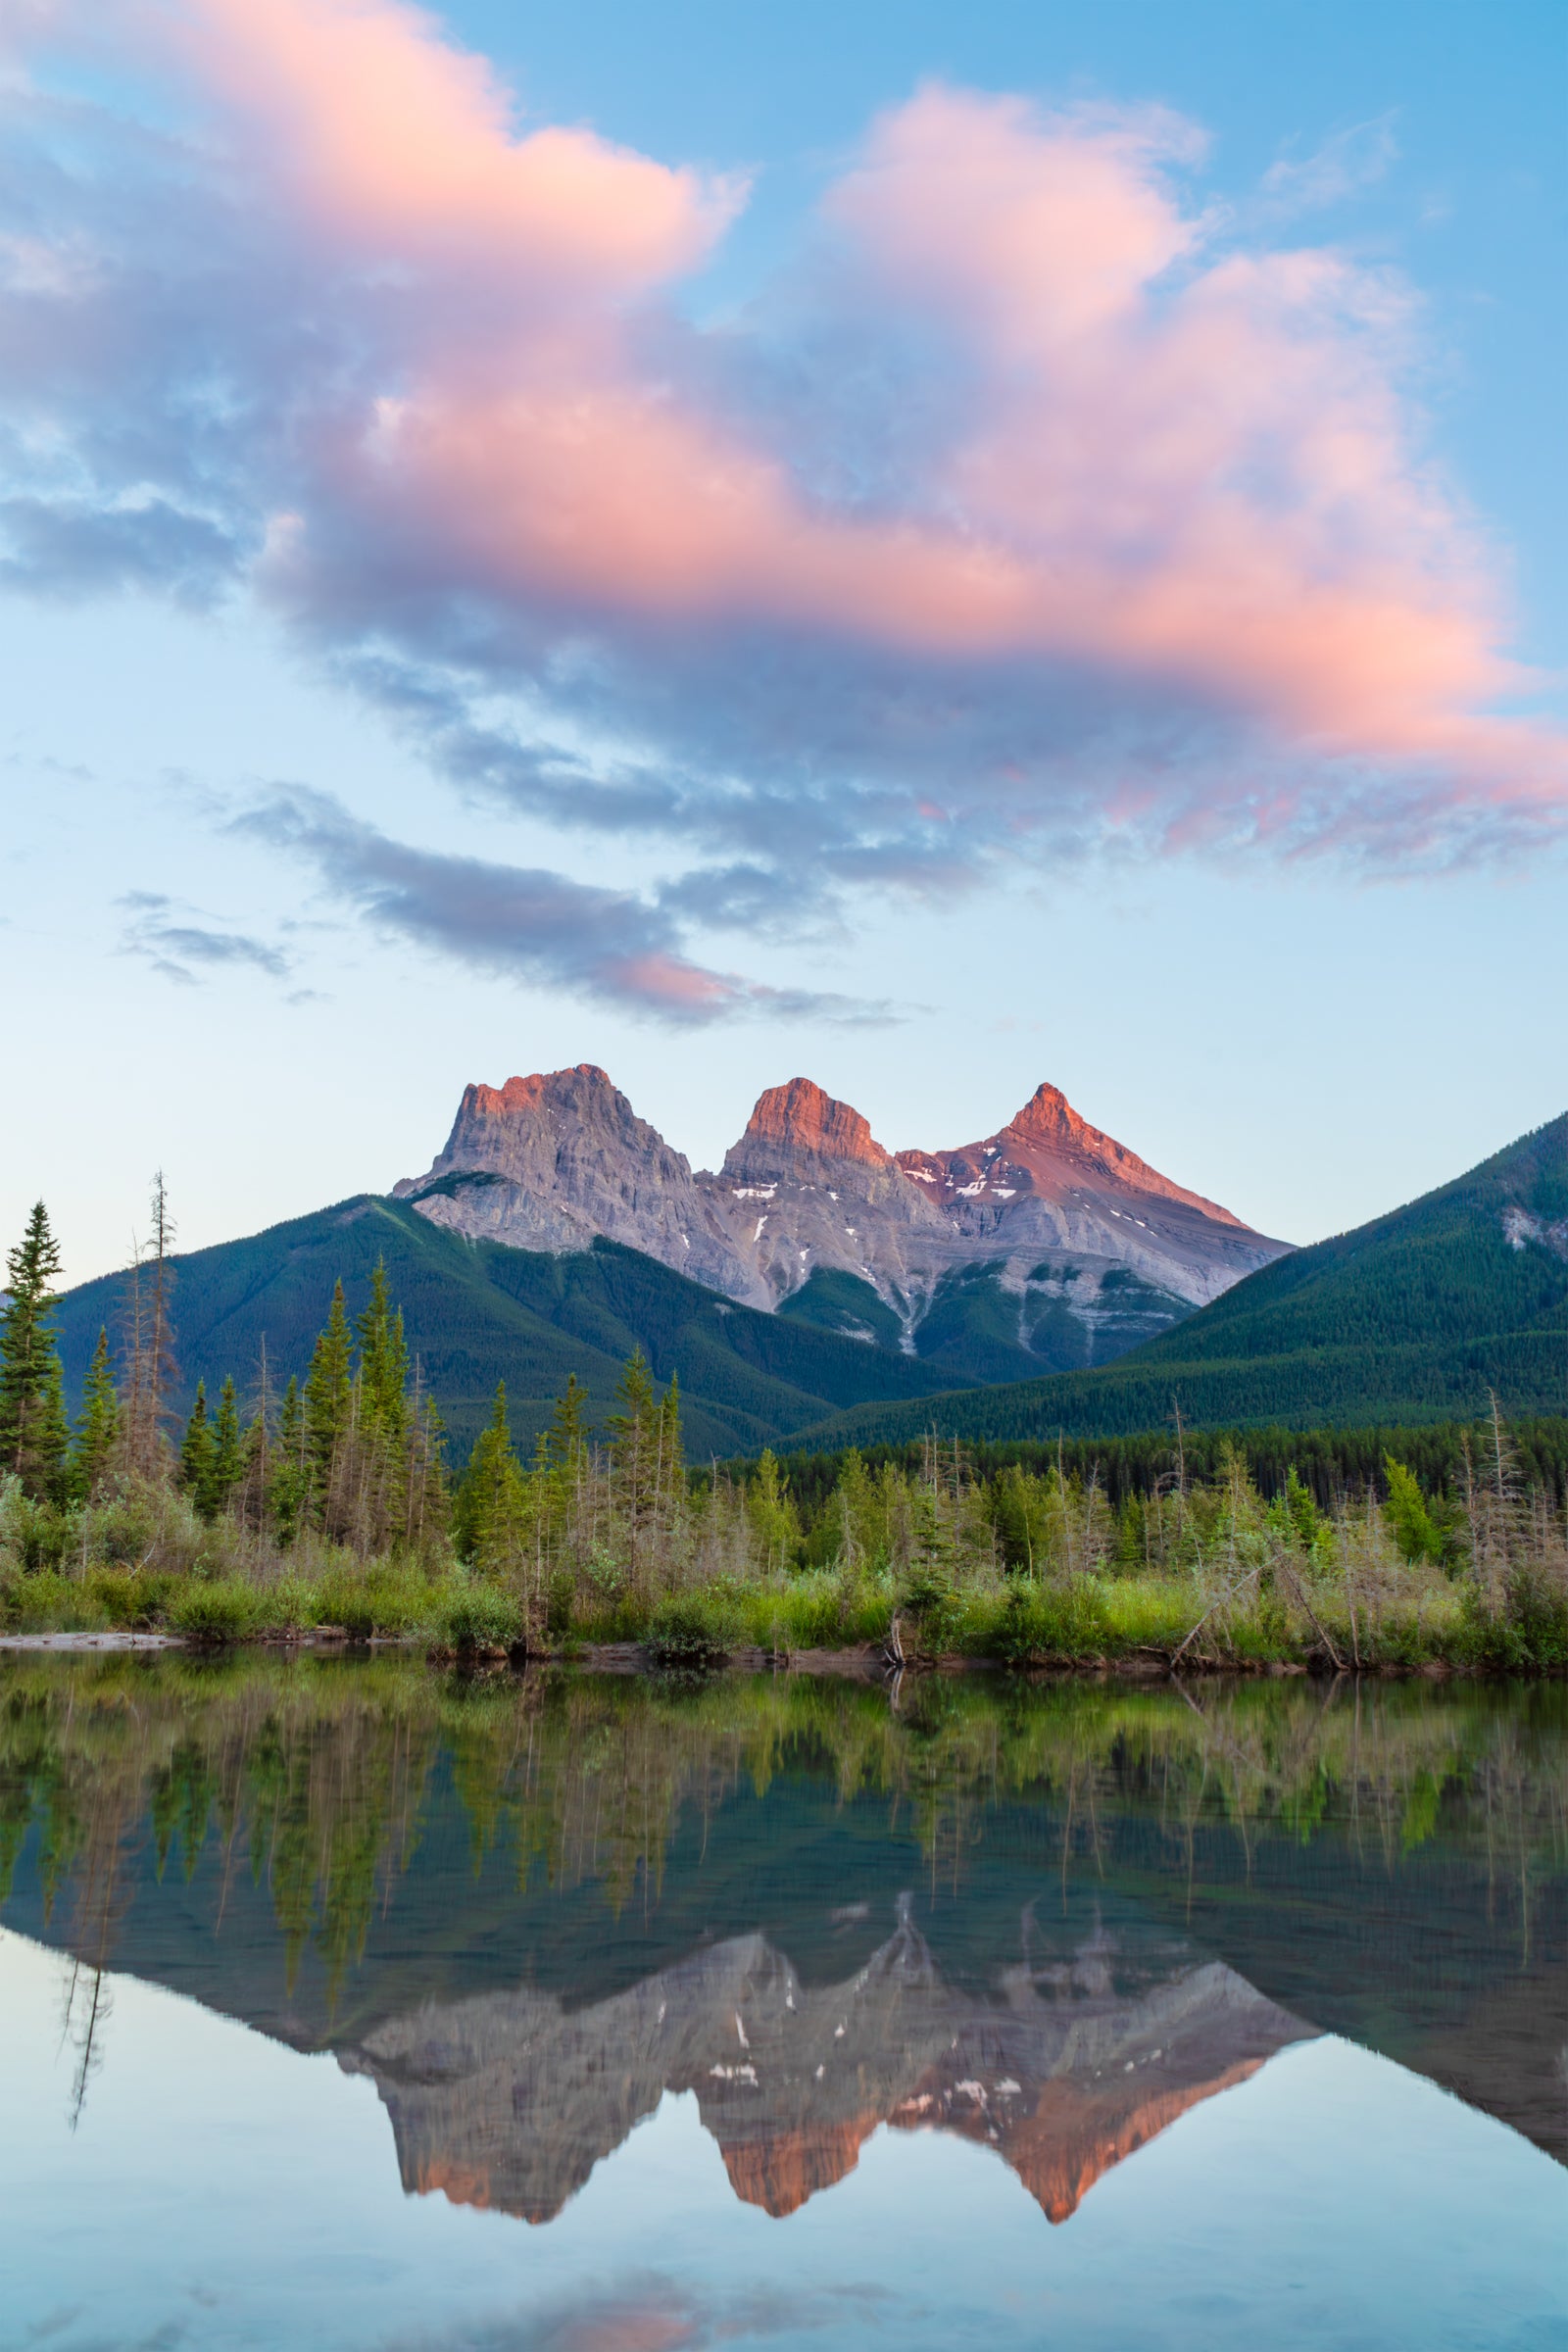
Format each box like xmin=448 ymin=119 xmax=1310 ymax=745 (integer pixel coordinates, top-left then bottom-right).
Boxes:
xmin=993 ymin=1577 xmax=1112 ymax=1663
xmin=85 ymin=1566 xmax=174 ymax=1629
xmin=311 ymin=1561 xmax=436 ymax=1638
xmin=898 ymin=1563 xmax=961 ymax=1654
xmin=169 ymin=1580 xmax=264 ymax=1643
xmin=646 ymin=1591 xmax=739 ymax=1668
xmin=434 ymin=1583 xmax=522 ymax=1654
xmin=0 ymin=1569 xmax=100 ymax=1632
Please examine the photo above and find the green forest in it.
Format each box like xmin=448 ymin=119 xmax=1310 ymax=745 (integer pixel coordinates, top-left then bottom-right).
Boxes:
xmin=5 ymin=1194 xmax=1567 ymax=1671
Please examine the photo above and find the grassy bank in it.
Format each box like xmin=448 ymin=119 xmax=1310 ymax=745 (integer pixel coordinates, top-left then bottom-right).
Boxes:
xmin=5 ymin=1385 xmax=1567 ymax=1672
xmin=2 ymin=1491 xmax=1563 ymax=1674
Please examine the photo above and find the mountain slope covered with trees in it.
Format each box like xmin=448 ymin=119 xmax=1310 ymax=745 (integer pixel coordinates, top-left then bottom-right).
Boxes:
xmin=794 ymin=1114 xmax=1568 ymax=1449
xmin=49 ymin=1195 xmax=971 ymax=1459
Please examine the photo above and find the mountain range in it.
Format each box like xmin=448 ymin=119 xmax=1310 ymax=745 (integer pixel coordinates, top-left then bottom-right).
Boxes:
xmin=47 ymin=1071 xmax=1567 ymax=1453
xmin=805 ymin=1111 xmax=1568 ymax=1450
xmin=395 ymin=1064 xmax=1287 ymax=1367
xmin=53 ymin=1066 xmax=1285 ymax=1452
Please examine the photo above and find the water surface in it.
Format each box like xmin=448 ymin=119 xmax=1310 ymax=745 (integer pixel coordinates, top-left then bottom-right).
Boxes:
xmin=1 ymin=1656 xmax=1564 ymax=2349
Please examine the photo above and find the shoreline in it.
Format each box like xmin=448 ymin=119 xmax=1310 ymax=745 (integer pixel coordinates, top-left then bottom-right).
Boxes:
xmin=0 ymin=1629 xmax=1522 ymax=1678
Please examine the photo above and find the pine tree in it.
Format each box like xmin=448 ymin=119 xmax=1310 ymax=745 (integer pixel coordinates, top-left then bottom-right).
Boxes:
xmin=209 ymin=1376 xmax=244 ymax=1519
xmin=179 ymin=1382 xmax=216 ymax=1515
xmin=0 ymin=1200 xmax=70 ymax=1499
xmin=269 ymin=1375 xmax=309 ymax=1546
xmin=355 ymin=1261 xmax=410 ymax=1452
xmin=544 ymin=1372 xmax=590 ymax=1468
xmin=304 ymin=1280 xmax=354 ymax=1516
xmin=455 ymin=1383 xmax=524 ymax=1573
xmin=72 ymin=1327 xmax=120 ymax=1502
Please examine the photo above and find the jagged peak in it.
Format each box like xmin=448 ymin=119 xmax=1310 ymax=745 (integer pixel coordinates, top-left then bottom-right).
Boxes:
xmin=727 ymin=1078 xmax=893 ymax=1173
xmin=461 ymin=1064 xmax=616 ymax=1117
xmin=995 ymin=1081 xmax=1245 ymax=1226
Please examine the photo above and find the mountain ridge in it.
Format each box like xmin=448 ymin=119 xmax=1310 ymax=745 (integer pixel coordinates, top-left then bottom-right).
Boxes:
xmin=791 ymin=1111 xmax=1568 ymax=1447
xmin=395 ymin=1063 xmax=1289 ymax=1375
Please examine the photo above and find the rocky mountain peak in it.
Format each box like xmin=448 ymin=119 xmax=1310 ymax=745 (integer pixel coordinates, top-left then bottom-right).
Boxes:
xmin=723 ymin=1078 xmax=894 ymax=1180
xmin=995 ymin=1081 xmax=1246 ymax=1227
xmin=396 ymin=1061 xmax=1288 ymax=1338
xmin=461 ymin=1064 xmax=616 ymax=1121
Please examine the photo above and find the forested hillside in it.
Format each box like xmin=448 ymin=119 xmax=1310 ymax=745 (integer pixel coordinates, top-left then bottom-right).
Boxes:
xmin=796 ymin=1115 xmax=1568 ymax=1449
xmin=49 ymin=1197 xmax=969 ymax=1459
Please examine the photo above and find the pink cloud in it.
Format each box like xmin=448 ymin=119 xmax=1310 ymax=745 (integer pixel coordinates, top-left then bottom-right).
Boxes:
xmin=5 ymin=0 xmax=1565 ymax=884
xmin=167 ymin=0 xmax=740 ymax=298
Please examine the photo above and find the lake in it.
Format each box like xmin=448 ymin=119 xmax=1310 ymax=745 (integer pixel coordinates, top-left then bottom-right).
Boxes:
xmin=0 ymin=1655 xmax=1564 ymax=2350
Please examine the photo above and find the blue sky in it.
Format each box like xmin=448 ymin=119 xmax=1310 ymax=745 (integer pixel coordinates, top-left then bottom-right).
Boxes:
xmin=1 ymin=0 xmax=1563 ymax=1285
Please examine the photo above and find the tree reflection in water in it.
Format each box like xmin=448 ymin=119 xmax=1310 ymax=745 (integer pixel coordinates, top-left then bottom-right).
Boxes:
xmin=2 ymin=1656 xmax=1564 ymax=2209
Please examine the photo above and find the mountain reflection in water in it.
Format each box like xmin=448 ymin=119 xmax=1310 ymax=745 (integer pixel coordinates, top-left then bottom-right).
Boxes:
xmin=1 ymin=1657 xmax=1563 ymax=2232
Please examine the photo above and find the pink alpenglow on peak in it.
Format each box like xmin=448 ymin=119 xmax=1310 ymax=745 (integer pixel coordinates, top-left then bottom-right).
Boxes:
xmin=727 ymin=1080 xmax=897 ymax=1176
xmin=396 ymin=1064 xmax=1291 ymax=1341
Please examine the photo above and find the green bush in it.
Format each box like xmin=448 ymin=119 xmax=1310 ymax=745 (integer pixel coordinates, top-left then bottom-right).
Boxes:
xmin=992 ymin=1577 xmax=1112 ymax=1662
xmin=434 ymin=1584 xmax=522 ymax=1654
xmin=0 ymin=1569 xmax=101 ymax=1632
xmin=85 ymin=1567 xmax=174 ymax=1629
xmin=311 ymin=1562 xmax=436 ymax=1638
xmin=169 ymin=1580 xmax=264 ymax=1643
xmin=253 ymin=1577 xmax=320 ymax=1635
xmin=898 ymin=1564 xmax=962 ymax=1654
xmin=646 ymin=1591 xmax=739 ymax=1668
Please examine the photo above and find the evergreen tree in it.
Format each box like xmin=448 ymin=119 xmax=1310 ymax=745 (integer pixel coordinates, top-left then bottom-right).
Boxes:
xmin=269 ymin=1375 xmax=309 ymax=1546
xmin=179 ymin=1382 xmax=216 ymax=1515
xmin=304 ymin=1280 xmax=354 ymax=1512
xmin=607 ymin=1348 xmax=657 ymax=1575
xmin=544 ymin=1372 xmax=590 ymax=1468
xmin=209 ymin=1376 xmax=244 ymax=1518
xmin=72 ymin=1327 xmax=120 ymax=1501
xmin=454 ymin=1383 xmax=524 ymax=1572
xmin=356 ymin=1260 xmax=409 ymax=1450
xmin=0 ymin=1201 xmax=70 ymax=1499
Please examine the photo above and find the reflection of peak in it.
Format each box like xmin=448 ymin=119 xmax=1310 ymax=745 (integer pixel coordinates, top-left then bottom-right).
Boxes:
xmin=338 ymin=1917 xmax=1314 ymax=2230
xmin=1002 ymin=2063 xmax=1266 ymax=2223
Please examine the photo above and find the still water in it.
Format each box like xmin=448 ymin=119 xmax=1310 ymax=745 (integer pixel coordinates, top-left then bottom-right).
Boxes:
xmin=0 ymin=1655 xmax=1564 ymax=2351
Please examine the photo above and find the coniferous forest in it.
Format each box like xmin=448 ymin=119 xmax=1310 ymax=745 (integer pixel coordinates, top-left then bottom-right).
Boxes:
xmin=5 ymin=1190 xmax=1567 ymax=1671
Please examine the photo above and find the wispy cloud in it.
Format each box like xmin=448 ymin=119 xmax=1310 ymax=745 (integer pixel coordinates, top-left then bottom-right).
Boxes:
xmin=234 ymin=788 xmax=892 ymax=1024
xmin=118 ymin=890 xmax=291 ymax=984
xmin=1260 ymin=115 xmax=1400 ymax=215
xmin=0 ymin=1 xmax=1561 ymax=1019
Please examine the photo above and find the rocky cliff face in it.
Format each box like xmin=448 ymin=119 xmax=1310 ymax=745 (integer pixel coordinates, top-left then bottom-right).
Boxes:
xmin=395 ymin=1065 xmax=1290 ymax=1359
xmin=392 ymin=1064 xmax=769 ymax=1306
xmin=337 ymin=1904 xmax=1314 ymax=2228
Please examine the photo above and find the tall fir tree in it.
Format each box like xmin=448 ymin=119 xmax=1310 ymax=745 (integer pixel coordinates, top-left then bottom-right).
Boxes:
xmin=543 ymin=1372 xmax=590 ymax=1468
xmin=355 ymin=1260 xmax=409 ymax=1450
xmin=0 ymin=1201 xmax=70 ymax=1499
xmin=72 ymin=1327 xmax=120 ymax=1501
xmin=269 ymin=1374 xmax=309 ymax=1546
xmin=455 ymin=1382 xmax=524 ymax=1572
xmin=304 ymin=1280 xmax=354 ymax=1511
xmin=178 ymin=1382 xmax=216 ymax=1515
xmin=209 ymin=1376 xmax=244 ymax=1519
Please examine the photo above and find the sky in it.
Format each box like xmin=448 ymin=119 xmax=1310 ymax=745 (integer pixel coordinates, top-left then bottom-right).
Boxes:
xmin=1 ymin=0 xmax=1564 ymax=1287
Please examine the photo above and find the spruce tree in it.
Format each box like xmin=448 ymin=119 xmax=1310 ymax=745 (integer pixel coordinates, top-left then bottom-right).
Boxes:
xmin=270 ymin=1375 xmax=308 ymax=1546
xmin=607 ymin=1349 xmax=658 ymax=1577
xmin=544 ymin=1372 xmax=590 ymax=1468
xmin=72 ymin=1327 xmax=120 ymax=1502
xmin=0 ymin=1201 xmax=70 ymax=1499
xmin=356 ymin=1260 xmax=409 ymax=1450
xmin=209 ymin=1376 xmax=243 ymax=1519
xmin=304 ymin=1280 xmax=354 ymax=1512
xmin=455 ymin=1382 xmax=523 ymax=1572
xmin=179 ymin=1382 xmax=216 ymax=1515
